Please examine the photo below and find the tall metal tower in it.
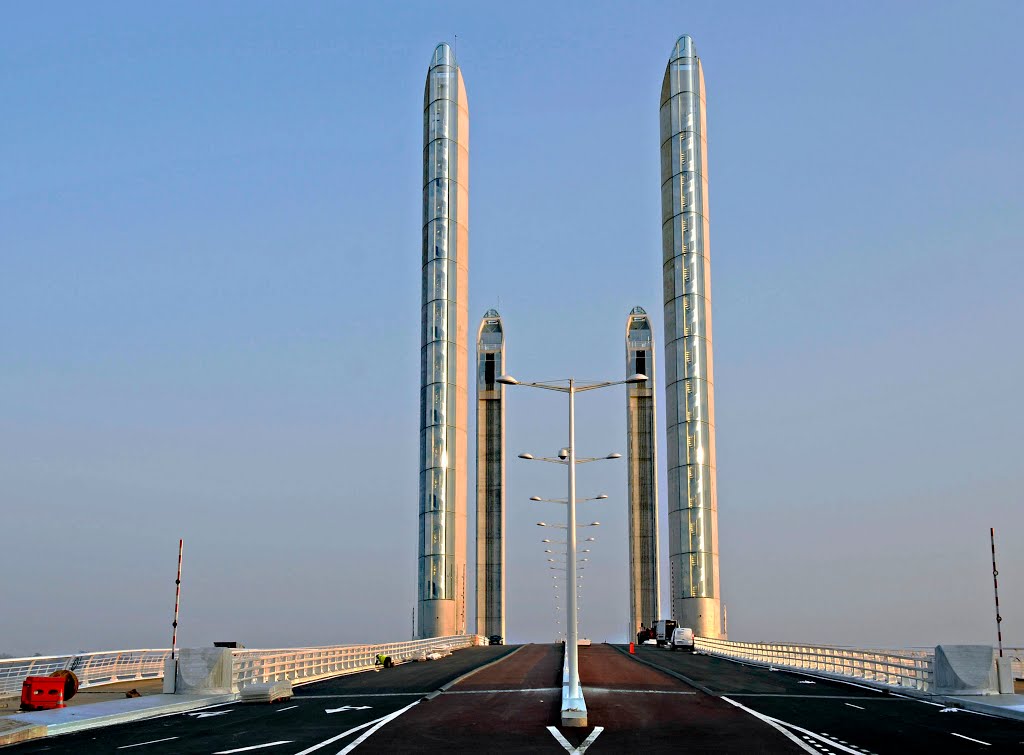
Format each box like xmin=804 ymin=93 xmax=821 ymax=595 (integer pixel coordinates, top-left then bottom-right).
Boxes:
xmin=418 ymin=42 xmax=469 ymax=638
xmin=475 ymin=310 xmax=505 ymax=641
xmin=660 ymin=35 xmax=723 ymax=638
xmin=625 ymin=307 xmax=660 ymax=633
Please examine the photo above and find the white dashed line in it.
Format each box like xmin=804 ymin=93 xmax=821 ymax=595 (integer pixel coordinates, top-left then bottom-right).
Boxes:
xmin=951 ymin=732 xmax=991 ymax=746
xmin=844 ymin=703 xmax=865 ymax=710
xmin=275 ymin=705 xmax=298 ymax=712
xmin=117 ymin=738 xmax=180 ymax=749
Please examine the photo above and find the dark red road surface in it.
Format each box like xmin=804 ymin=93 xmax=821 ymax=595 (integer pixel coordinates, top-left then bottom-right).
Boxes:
xmin=359 ymin=643 xmax=563 ymax=753
xmin=359 ymin=643 xmax=803 ymax=754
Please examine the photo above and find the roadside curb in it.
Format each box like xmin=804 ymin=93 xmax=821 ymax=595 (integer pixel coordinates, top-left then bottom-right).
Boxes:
xmin=946 ymin=695 xmax=1024 ymax=723
xmin=425 ymin=645 xmax=524 ymax=700
xmin=608 ymin=643 xmax=715 ymax=695
xmin=0 ymin=693 xmax=235 ymax=749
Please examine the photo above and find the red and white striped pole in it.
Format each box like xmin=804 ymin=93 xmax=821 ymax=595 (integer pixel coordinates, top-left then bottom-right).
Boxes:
xmin=990 ymin=528 xmax=1003 ymax=658
xmin=171 ymin=539 xmax=183 ymax=660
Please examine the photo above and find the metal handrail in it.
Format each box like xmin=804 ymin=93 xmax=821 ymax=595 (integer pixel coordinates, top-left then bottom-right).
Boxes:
xmin=231 ymin=635 xmax=483 ymax=690
xmin=0 ymin=649 xmax=171 ymax=698
xmin=695 ymin=637 xmax=935 ymax=692
xmin=0 ymin=636 xmax=488 ymax=699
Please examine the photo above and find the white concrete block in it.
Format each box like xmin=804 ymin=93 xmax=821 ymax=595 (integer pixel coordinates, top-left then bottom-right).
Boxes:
xmin=174 ymin=648 xmax=234 ymax=694
xmin=162 ymin=659 xmax=177 ymax=694
xmin=934 ymin=645 xmax=998 ymax=695
xmin=997 ymin=656 xmax=1015 ymax=694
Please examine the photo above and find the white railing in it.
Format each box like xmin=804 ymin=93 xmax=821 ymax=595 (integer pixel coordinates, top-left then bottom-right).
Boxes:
xmin=0 ymin=649 xmax=171 ymax=698
xmin=232 ymin=635 xmax=483 ymax=690
xmin=695 ymin=637 xmax=935 ymax=692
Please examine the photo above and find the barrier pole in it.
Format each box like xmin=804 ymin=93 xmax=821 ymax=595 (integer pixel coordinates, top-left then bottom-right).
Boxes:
xmin=171 ymin=539 xmax=183 ymax=660
xmin=991 ymin=528 xmax=1003 ymax=657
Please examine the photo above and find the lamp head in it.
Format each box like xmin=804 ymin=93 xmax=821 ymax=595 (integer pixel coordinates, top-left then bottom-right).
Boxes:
xmin=529 ymin=496 xmax=543 ymax=501
xmin=497 ymin=375 xmax=519 ymax=385
xmin=518 ymin=452 xmax=534 ymax=460
xmin=626 ymin=373 xmax=648 ymax=384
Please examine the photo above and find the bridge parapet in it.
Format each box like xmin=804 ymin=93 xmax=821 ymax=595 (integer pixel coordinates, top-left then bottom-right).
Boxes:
xmin=695 ymin=636 xmax=935 ymax=692
xmin=0 ymin=636 xmax=487 ymax=700
xmin=0 ymin=649 xmax=170 ymax=699
xmin=229 ymin=635 xmax=483 ymax=692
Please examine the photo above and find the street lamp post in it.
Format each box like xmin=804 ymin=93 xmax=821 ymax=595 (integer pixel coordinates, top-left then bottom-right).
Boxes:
xmin=500 ymin=371 xmax=646 ymax=726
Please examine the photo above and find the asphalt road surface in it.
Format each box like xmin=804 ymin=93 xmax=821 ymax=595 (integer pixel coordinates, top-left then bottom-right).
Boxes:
xmin=626 ymin=644 xmax=1024 ymax=753
xmin=7 ymin=645 xmax=515 ymax=754
xmin=8 ymin=644 xmax=1024 ymax=753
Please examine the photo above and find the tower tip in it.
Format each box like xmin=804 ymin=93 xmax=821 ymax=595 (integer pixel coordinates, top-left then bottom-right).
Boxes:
xmin=431 ymin=42 xmax=456 ymax=68
xmin=670 ymin=35 xmax=697 ymax=61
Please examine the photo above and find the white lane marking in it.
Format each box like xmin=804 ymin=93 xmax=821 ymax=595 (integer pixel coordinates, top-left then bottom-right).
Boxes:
xmin=585 ymin=687 xmax=696 ymax=695
xmin=719 ymin=697 xmax=818 ymax=754
xmin=325 ymin=705 xmax=372 ymax=714
xmin=276 ymin=705 xmax=298 ymax=712
xmin=951 ymin=732 xmax=991 ymax=746
xmin=442 ymin=687 xmax=561 ymax=695
xmin=189 ymin=709 xmax=233 ymax=718
xmin=844 ymin=703 xmax=865 ymax=710
xmin=117 ymin=737 xmax=180 ymax=749
xmin=546 ymin=727 xmax=604 ymax=754
xmin=294 ymin=693 xmax=421 ymax=699
xmin=797 ymin=680 xmax=816 ymax=684
xmin=336 ymin=700 xmax=420 ymax=754
xmin=734 ymin=703 xmax=865 ymax=755
xmin=212 ymin=743 xmax=293 ymax=754
xmin=291 ymin=715 xmax=389 ymax=755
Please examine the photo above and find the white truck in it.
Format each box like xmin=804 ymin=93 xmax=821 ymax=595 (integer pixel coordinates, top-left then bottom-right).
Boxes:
xmin=654 ymin=619 xmax=677 ymax=647
xmin=669 ymin=626 xmax=694 ymax=651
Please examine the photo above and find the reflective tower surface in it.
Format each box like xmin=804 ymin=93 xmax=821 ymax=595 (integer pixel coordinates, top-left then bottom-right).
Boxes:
xmin=625 ymin=307 xmax=661 ymax=633
xmin=660 ymin=35 xmax=722 ymax=638
xmin=419 ymin=42 xmax=469 ymax=638
xmin=475 ymin=310 xmax=505 ymax=641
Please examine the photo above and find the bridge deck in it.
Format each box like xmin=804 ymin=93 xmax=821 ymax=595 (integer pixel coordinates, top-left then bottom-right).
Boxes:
xmin=4 ymin=643 xmax=1024 ymax=753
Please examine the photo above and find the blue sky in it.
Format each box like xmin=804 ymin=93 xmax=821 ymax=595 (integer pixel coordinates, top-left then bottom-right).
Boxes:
xmin=2 ymin=1 xmax=1022 ymax=655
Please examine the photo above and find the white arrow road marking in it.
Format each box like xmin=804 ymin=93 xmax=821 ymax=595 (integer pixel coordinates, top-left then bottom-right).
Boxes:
xmin=117 ymin=737 xmax=180 ymax=749
xmin=325 ymin=705 xmax=372 ymax=714
xmin=188 ymin=710 xmax=233 ymax=718
xmin=546 ymin=726 xmax=604 ymax=754
xmin=212 ymin=743 xmax=293 ymax=754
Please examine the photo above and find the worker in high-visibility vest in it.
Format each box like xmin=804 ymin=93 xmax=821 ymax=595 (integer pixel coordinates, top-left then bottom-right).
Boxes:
xmin=375 ymin=653 xmax=394 ymax=669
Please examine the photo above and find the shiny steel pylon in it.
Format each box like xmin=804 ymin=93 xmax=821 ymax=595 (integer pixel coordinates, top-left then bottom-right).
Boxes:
xmin=660 ymin=35 xmax=723 ymax=638
xmin=418 ymin=42 xmax=469 ymax=638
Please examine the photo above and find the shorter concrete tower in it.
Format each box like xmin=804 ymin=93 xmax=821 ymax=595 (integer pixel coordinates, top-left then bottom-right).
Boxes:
xmin=475 ymin=310 xmax=505 ymax=640
xmin=626 ymin=307 xmax=661 ymax=633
